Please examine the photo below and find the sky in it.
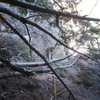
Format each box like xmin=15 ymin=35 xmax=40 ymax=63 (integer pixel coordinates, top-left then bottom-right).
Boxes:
xmin=77 ymin=0 xmax=100 ymax=18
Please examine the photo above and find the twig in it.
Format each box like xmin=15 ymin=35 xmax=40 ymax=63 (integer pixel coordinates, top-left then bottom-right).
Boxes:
xmin=43 ymin=80 xmax=53 ymax=100
xmin=53 ymin=76 xmax=57 ymax=100
xmin=53 ymin=0 xmax=64 ymax=11
xmin=56 ymin=88 xmax=66 ymax=96
xmin=89 ymin=0 xmax=99 ymax=15
xmin=65 ymin=54 xmax=80 ymax=68
xmin=24 ymin=24 xmax=32 ymax=56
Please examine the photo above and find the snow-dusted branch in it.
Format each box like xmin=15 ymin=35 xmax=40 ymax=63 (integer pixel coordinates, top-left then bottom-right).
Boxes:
xmin=0 ymin=55 xmax=80 ymax=79
xmin=0 ymin=54 xmax=72 ymax=67
xmin=1 ymin=0 xmax=100 ymax=22
xmin=0 ymin=57 xmax=36 ymax=76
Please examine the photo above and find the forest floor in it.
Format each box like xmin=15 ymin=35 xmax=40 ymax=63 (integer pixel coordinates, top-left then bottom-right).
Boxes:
xmin=0 ymin=66 xmax=73 ymax=100
xmin=0 ymin=59 xmax=100 ymax=100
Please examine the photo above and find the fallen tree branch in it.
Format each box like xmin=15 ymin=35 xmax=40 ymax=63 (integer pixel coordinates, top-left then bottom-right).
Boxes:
xmin=0 ymin=56 xmax=80 ymax=79
xmin=0 ymin=55 xmax=79 ymax=79
xmin=0 ymin=69 xmax=52 ymax=79
xmin=0 ymin=55 xmax=79 ymax=77
xmin=0 ymin=69 xmax=55 ymax=79
xmin=0 ymin=57 xmax=36 ymax=76
xmin=65 ymin=54 xmax=80 ymax=68
xmin=0 ymin=54 xmax=72 ymax=67
xmin=0 ymin=7 xmax=99 ymax=63
xmin=0 ymin=54 xmax=80 ymax=79
xmin=0 ymin=15 xmax=75 ymax=100
xmin=0 ymin=0 xmax=100 ymax=21
xmin=0 ymin=54 xmax=79 ymax=69
xmin=50 ymin=54 xmax=80 ymax=71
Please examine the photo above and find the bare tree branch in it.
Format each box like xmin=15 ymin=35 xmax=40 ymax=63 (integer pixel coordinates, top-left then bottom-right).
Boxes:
xmin=0 ymin=68 xmax=56 ymax=79
xmin=53 ymin=0 xmax=64 ymax=11
xmin=0 ymin=7 xmax=99 ymax=63
xmin=0 ymin=14 xmax=75 ymax=100
xmin=0 ymin=0 xmax=100 ymax=21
